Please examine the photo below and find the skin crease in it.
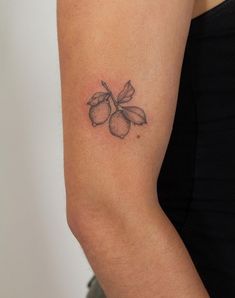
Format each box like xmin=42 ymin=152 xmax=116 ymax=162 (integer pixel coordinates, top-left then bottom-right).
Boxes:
xmin=57 ymin=0 xmax=223 ymax=297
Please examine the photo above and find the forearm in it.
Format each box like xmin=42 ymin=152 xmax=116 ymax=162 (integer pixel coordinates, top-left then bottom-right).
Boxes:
xmin=68 ymin=196 xmax=208 ymax=297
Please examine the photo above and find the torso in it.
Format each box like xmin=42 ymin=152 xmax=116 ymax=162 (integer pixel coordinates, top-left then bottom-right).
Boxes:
xmin=158 ymin=0 xmax=235 ymax=296
xmin=192 ymin=0 xmax=225 ymax=18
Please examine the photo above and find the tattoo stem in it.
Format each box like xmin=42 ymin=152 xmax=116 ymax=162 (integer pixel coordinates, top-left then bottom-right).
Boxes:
xmin=101 ymin=81 xmax=119 ymax=109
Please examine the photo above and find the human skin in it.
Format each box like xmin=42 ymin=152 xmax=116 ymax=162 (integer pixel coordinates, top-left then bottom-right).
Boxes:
xmin=57 ymin=1 xmax=211 ymax=297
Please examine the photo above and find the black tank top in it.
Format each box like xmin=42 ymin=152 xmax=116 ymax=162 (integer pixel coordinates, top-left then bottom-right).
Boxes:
xmin=158 ymin=1 xmax=235 ymax=297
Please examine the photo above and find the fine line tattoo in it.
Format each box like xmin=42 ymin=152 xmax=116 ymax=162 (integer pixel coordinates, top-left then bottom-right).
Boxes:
xmin=87 ymin=81 xmax=147 ymax=139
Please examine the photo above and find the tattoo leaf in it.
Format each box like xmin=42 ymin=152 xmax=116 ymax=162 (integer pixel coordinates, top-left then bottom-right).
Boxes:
xmin=122 ymin=106 xmax=147 ymax=125
xmin=87 ymin=92 xmax=110 ymax=106
xmin=116 ymin=80 xmax=135 ymax=103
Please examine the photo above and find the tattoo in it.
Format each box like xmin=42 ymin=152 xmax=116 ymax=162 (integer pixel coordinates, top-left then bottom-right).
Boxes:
xmin=87 ymin=81 xmax=147 ymax=139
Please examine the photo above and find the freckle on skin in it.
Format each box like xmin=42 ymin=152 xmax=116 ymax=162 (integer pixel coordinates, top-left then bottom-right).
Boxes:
xmin=137 ymin=135 xmax=140 ymax=139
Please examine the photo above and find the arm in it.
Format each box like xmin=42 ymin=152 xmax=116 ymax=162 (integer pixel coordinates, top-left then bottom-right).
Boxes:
xmin=57 ymin=1 xmax=209 ymax=297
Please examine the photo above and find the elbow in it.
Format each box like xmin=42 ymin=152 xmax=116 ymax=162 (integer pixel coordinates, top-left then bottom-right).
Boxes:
xmin=65 ymin=193 xmax=93 ymax=243
xmin=66 ymin=198 xmax=83 ymax=242
xmin=65 ymin=191 xmax=114 ymax=244
xmin=64 ymin=178 xmax=159 ymax=244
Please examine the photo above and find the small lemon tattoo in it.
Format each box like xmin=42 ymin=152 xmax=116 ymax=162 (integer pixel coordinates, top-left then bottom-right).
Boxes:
xmin=89 ymin=100 xmax=111 ymax=126
xmin=87 ymin=80 xmax=147 ymax=139
xmin=109 ymin=110 xmax=131 ymax=139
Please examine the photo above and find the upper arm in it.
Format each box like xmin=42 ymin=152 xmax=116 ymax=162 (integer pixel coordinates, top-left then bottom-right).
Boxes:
xmin=57 ymin=0 xmax=195 ymax=213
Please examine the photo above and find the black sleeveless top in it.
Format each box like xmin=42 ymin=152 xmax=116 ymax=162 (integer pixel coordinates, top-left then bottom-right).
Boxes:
xmin=158 ymin=1 xmax=235 ymax=297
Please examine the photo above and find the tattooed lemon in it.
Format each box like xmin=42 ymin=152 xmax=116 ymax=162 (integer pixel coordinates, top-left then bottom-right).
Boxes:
xmin=109 ymin=110 xmax=131 ymax=139
xmin=89 ymin=100 xmax=111 ymax=126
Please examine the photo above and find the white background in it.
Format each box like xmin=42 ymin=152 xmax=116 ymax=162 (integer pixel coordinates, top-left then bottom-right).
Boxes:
xmin=0 ymin=1 xmax=93 ymax=297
